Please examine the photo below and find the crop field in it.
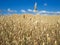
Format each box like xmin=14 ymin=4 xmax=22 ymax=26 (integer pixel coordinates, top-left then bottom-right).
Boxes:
xmin=0 ymin=14 xmax=60 ymax=45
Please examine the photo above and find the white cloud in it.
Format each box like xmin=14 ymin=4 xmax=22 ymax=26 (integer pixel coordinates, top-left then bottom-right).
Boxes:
xmin=7 ymin=8 xmax=17 ymax=12
xmin=37 ymin=10 xmax=47 ymax=14
xmin=27 ymin=9 xmax=38 ymax=12
xmin=37 ymin=10 xmax=60 ymax=14
xmin=27 ymin=9 xmax=60 ymax=14
xmin=27 ymin=9 xmax=33 ymax=12
xmin=7 ymin=8 xmax=13 ymax=12
xmin=56 ymin=11 xmax=60 ymax=13
xmin=39 ymin=10 xmax=47 ymax=13
xmin=20 ymin=9 xmax=26 ymax=13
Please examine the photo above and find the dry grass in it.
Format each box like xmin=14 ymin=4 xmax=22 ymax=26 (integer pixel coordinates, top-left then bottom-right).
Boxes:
xmin=0 ymin=14 xmax=60 ymax=45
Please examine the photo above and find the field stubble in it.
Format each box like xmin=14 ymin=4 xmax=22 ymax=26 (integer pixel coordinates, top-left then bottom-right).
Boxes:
xmin=0 ymin=14 xmax=60 ymax=45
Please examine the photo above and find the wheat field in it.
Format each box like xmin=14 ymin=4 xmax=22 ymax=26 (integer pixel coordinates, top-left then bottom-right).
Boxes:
xmin=0 ymin=14 xmax=60 ymax=45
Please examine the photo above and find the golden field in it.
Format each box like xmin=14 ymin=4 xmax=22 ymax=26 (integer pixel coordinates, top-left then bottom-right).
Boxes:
xmin=0 ymin=14 xmax=60 ymax=45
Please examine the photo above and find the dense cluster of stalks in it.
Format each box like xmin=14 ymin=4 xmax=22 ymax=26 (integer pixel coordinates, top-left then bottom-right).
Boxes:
xmin=0 ymin=14 xmax=60 ymax=45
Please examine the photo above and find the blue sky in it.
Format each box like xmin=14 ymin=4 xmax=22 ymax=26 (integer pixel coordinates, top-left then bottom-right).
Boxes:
xmin=0 ymin=0 xmax=60 ymax=14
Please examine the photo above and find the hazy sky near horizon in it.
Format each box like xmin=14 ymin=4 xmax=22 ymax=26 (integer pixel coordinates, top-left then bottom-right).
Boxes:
xmin=0 ymin=0 xmax=60 ymax=14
